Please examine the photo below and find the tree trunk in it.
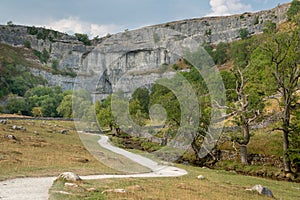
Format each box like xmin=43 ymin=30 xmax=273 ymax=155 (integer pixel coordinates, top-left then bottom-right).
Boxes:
xmin=283 ymin=129 xmax=292 ymax=173
xmin=240 ymin=145 xmax=248 ymax=165
xmin=283 ymin=105 xmax=292 ymax=173
xmin=238 ymin=124 xmax=250 ymax=165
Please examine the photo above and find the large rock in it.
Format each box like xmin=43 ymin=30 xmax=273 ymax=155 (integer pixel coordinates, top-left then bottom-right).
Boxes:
xmin=247 ymin=184 xmax=274 ymax=197
xmin=57 ymin=172 xmax=82 ymax=182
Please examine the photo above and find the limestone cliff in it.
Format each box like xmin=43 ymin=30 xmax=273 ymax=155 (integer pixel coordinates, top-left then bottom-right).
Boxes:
xmin=0 ymin=3 xmax=290 ymax=98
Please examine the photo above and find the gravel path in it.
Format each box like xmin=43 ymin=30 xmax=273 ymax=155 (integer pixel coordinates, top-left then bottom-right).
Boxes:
xmin=0 ymin=134 xmax=187 ymax=200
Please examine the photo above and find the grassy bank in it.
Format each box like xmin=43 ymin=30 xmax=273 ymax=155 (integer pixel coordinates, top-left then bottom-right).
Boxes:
xmin=0 ymin=119 xmax=118 ymax=181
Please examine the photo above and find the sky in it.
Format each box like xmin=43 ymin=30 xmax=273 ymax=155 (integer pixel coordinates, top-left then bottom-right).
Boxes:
xmin=0 ymin=0 xmax=290 ymax=38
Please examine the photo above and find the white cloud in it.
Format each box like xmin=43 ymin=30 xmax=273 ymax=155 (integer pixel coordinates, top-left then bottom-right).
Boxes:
xmin=44 ymin=17 xmax=122 ymax=38
xmin=207 ymin=0 xmax=252 ymax=16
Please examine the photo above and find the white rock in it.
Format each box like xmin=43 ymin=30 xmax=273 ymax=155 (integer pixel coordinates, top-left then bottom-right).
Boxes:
xmin=57 ymin=172 xmax=81 ymax=182
xmin=197 ymin=175 xmax=205 ymax=180
xmin=246 ymin=184 xmax=274 ymax=197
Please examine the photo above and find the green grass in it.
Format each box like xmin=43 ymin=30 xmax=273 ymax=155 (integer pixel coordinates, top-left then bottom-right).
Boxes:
xmin=49 ymin=164 xmax=300 ymax=200
xmin=0 ymin=119 xmax=117 ymax=181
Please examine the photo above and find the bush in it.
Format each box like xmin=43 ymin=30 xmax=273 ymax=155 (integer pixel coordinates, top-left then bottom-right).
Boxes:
xmin=254 ymin=16 xmax=259 ymax=25
xmin=239 ymin=28 xmax=250 ymax=40
xmin=263 ymin=21 xmax=277 ymax=34
xmin=24 ymin=40 xmax=31 ymax=49
xmin=214 ymin=42 xmax=229 ymax=65
xmin=34 ymin=49 xmax=50 ymax=63
xmin=75 ymin=33 xmax=91 ymax=45
xmin=51 ymin=59 xmax=59 ymax=71
xmin=27 ymin=26 xmax=38 ymax=35
xmin=287 ymin=0 xmax=300 ymax=20
xmin=7 ymin=21 xmax=14 ymax=27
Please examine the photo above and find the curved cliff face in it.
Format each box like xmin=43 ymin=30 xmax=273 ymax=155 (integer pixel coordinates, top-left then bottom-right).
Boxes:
xmin=0 ymin=3 xmax=290 ymax=96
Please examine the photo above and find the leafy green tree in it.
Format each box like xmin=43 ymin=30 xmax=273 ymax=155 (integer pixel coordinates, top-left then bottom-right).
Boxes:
xmin=31 ymin=107 xmax=43 ymax=117
xmin=72 ymin=89 xmax=93 ymax=119
xmin=57 ymin=94 xmax=73 ymax=118
xmin=10 ymin=76 xmax=28 ymax=96
xmin=214 ymin=42 xmax=229 ymax=65
xmin=261 ymin=25 xmax=300 ymax=173
xmin=95 ymin=96 xmax=116 ymax=131
xmin=129 ymin=99 xmax=147 ymax=126
xmin=131 ymin=88 xmax=150 ymax=115
xmin=239 ymin=28 xmax=250 ymax=40
xmin=287 ymin=0 xmax=300 ymax=20
xmin=263 ymin=20 xmax=277 ymax=34
xmin=75 ymin=33 xmax=91 ymax=45
xmin=7 ymin=96 xmax=28 ymax=115
xmin=25 ymin=86 xmax=63 ymax=117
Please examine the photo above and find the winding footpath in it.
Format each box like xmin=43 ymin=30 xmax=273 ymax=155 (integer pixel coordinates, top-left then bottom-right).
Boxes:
xmin=0 ymin=135 xmax=187 ymax=200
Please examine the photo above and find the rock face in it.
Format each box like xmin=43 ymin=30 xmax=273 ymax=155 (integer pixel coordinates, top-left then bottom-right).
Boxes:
xmin=0 ymin=3 xmax=290 ymax=98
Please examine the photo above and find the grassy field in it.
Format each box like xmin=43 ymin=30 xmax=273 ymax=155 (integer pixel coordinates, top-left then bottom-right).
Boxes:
xmin=0 ymin=119 xmax=118 ymax=181
xmin=1 ymin=118 xmax=300 ymax=199
xmin=49 ymin=164 xmax=300 ymax=200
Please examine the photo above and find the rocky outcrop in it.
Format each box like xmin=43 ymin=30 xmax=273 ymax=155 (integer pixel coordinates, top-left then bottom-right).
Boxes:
xmin=0 ymin=3 xmax=290 ymax=97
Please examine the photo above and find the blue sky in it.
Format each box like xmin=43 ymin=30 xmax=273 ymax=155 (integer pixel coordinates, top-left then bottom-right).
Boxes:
xmin=0 ymin=0 xmax=290 ymax=37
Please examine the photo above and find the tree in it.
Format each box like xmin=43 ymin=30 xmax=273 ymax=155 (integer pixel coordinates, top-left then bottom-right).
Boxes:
xmin=75 ymin=33 xmax=91 ymax=45
xmin=263 ymin=20 xmax=277 ymax=34
xmin=57 ymin=94 xmax=73 ymax=118
xmin=7 ymin=96 xmax=28 ymax=115
xmin=217 ymin=66 xmax=261 ymax=165
xmin=7 ymin=21 xmax=14 ymax=27
xmin=131 ymin=87 xmax=150 ymax=115
xmin=287 ymin=0 xmax=300 ymax=21
xmin=261 ymin=26 xmax=300 ymax=173
xmin=214 ymin=42 xmax=229 ymax=65
xmin=239 ymin=28 xmax=250 ymax=40
xmin=95 ymin=96 xmax=116 ymax=131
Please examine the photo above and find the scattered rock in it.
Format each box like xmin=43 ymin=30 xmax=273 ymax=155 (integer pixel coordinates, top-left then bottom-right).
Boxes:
xmin=197 ymin=175 xmax=206 ymax=180
xmin=0 ymin=119 xmax=7 ymax=124
xmin=102 ymin=188 xmax=127 ymax=194
xmin=64 ymin=182 xmax=78 ymax=187
xmin=57 ymin=172 xmax=82 ymax=182
xmin=6 ymin=134 xmax=17 ymax=140
xmin=246 ymin=184 xmax=274 ymax=197
xmin=64 ymin=182 xmax=86 ymax=192
xmin=60 ymin=130 xmax=68 ymax=134
xmin=12 ymin=125 xmax=26 ymax=131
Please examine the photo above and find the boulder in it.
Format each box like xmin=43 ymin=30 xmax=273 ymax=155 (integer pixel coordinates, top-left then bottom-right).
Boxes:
xmin=247 ymin=184 xmax=274 ymax=197
xmin=60 ymin=130 xmax=68 ymax=134
xmin=57 ymin=172 xmax=81 ymax=182
xmin=0 ymin=119 xmax=7 ymax=124
xmin=197 ymin=175 xmax=206 ymax=180
xmin=12 ymin=125 xmax=26 ymax=131
xmin=6 ymin=134 xmax=17 ymax=140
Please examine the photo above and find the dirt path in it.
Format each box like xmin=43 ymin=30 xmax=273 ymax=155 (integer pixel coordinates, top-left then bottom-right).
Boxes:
xmin=0 ymin=134 xmax=187 ymax=200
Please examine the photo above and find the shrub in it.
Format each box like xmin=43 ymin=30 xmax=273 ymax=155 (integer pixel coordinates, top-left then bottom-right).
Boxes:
xmin=287 ymin=0 xmax=300 ymax=20
xmin=254 ymin=16 xmax=259 ymax=25
xmin=51 ymin=59 xmax=59 ymax=71
xmin=239 ymin=28 xmax=249 ymax=39
xmin=24 ymin=40 xmax=31 ymax=49
xmin=75 ymin=33 xmax=91 ymax=45
xmin=27 ymin=26 xmax=39 ymax=35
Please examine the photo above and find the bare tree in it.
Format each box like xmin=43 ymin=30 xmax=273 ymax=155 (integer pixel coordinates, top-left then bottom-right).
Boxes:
xmin=216 ymin=66 xmax=259 ymax=165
